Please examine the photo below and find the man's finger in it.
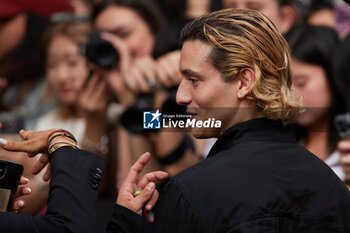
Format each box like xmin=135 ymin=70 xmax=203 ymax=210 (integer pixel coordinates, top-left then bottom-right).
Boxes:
xmin=145 ymin=189 xmax=159 ymax=211
xmin=124 ymin=152 xmax=151 ymax=185
xmin=134 ymin=182 xmax=155 ymax=207
xmin=137 ymin=171 xmax=168 ymax=190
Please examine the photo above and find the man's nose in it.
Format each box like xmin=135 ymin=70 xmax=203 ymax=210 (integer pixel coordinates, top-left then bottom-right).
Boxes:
xmin=176 ymin=80 xmax=192 ymax=106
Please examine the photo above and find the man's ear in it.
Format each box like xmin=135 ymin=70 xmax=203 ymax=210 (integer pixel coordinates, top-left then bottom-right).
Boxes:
xmin=279 ymin=5 xmax=297 ymax=34
xmin=236 ymin=68 xmax=255 ymax=99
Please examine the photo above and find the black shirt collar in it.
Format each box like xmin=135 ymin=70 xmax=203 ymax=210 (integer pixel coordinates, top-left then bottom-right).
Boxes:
xmin=207 ymin=118 xmax=297 ymax=158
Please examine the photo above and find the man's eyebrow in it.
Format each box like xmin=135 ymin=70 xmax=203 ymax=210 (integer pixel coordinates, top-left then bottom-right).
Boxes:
xmin=180 ymin=69 xmax=201 ymax=77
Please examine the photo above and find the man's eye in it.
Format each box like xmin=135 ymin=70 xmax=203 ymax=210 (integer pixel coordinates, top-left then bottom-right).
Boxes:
xmin=189 ymin=78 xmax=198 ymax=84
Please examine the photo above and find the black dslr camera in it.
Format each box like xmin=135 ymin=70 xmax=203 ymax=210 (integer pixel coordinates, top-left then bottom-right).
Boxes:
xmin=82 ymin=31 xmax=120 ymax=69
xmin=120 ymin=87 xmax=187 ymax=134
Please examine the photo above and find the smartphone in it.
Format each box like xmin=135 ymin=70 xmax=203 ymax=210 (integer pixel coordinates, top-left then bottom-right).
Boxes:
xmin=0 ymin=159 xmax=23 ymax=212
xmin=335 ymin=113 xmax=350 ymax=139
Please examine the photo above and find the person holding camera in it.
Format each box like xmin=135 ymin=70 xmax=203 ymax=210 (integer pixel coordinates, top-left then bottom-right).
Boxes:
xmin=107 ymin=9 xmax=350 ymax=233
xmin=38 ymin=20 xmax=110 ymax=155
xmin=93 ymin=0 xmax=182 ymax=98
xmin=0 ymin=128 xmax=105 ymax=233
xmin=34 ymin=21 xmax=118 ymax=223
xmin=92 ymin=0 xmax=204 ymax=182
xmin=1 ymin=19 xmax=111 ymax=212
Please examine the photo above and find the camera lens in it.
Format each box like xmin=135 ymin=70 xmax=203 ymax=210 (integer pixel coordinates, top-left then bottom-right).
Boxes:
xmin=84 ymin=31 xmax=119 ymax=69
xmin=121 ymin=94 xmax=155 ymax=134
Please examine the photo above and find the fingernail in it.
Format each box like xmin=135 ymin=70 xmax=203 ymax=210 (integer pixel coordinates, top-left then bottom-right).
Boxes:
xmin=18 ymin=201 xmax=24 ymax=207
xmin=26 ymin=187 xmax=32 ymax=193
xmin=146 ymin=204 xmax=152 ymax=210
xmin=147 ymin=182 xmax=155 ymax=191
xmin=23 ymin=177 xmax=29 ymax=182
xmin=0 ymin=138 xmax=7 ymax=146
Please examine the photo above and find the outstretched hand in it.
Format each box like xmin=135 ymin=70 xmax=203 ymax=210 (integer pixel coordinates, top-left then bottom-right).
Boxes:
xmin=117 ymin=152 xmax=168 ymax=215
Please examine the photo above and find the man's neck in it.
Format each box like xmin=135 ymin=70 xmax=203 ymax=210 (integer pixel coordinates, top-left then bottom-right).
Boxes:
xmin=220 ymin=109 xmax=263 ymax=136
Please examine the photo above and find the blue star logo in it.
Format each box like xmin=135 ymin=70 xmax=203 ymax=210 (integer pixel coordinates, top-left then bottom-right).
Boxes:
xmin=143 ymin=110 xmax=162 ymax=129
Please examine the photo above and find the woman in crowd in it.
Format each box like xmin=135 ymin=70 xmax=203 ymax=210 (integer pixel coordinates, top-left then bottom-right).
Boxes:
xmin=334 ymin=34 xmax=350 ymax=189
xmin=29 ymin=20 xmax=114 ymax=218
xmin=222 ymin=0 xmax=297 ymax=34
xmin=285 ymin=24 xmax=346 ymax=180
xmin=37 ymin=20 xmax=109 ymax=154
xmin=0 ymin=0 xmax=74 ymax=128
xmin=304 ymin=0 xmax=335 ymax=28
xmin=92 ymin=0 xmax=202 ymax=181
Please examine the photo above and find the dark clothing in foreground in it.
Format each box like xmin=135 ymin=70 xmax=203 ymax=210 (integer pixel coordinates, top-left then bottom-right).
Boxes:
xmin=0 ymin=147 xmax=105 ymax=233
xmin=107 ymin=118 xmax=350 ymax=233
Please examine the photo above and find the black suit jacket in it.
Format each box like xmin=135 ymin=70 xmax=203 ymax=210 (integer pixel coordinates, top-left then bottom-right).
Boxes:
xmin=0 ymin=147 xmax=105 ymax=233
xmin=107 ymin=118 xmax=350 ymax=233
